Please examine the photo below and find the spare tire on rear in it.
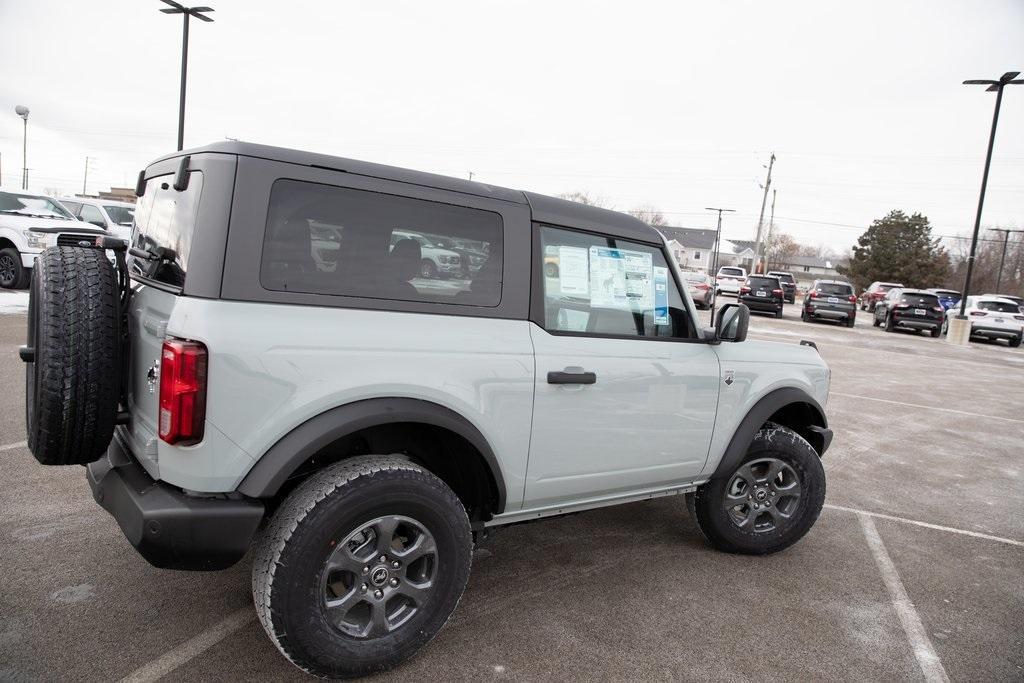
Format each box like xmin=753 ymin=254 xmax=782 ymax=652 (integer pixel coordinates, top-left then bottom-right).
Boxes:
xmin=26 ymin=247 xmax=122 ymax=466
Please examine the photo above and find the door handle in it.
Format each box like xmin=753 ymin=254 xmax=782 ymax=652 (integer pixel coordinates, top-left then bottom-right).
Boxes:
xmin=547 ymin=368 xmax=597 ymax=385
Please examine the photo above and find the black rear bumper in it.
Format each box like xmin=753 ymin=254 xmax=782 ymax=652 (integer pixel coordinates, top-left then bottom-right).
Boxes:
xmin=86 ymin=438 xmax=264 ymax=571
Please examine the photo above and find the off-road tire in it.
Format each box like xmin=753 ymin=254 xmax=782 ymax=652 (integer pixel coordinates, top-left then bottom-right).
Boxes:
xmin=688 ymin=423 xmax=825 ymax=555
xmin=26 ymin=247 xmax=121 ymax=466
xmin=252 ymin=456 xmax=473 ymax=679
xmin=0 ymin=247 xmax=28 ymax=289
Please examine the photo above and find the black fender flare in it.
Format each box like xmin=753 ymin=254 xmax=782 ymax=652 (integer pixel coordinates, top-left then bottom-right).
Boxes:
xmin=236 ymin=397 xmax=506 ymax=512
xmin=711 ymin=387 xmax=831 ymax=479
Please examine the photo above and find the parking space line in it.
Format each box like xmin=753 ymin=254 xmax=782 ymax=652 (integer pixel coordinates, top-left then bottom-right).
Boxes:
xmin=118 ymin=608 xmax=254 ymax=683
xmin=827 ymin=504 xmax=1023 ymax=547
xmin=0 ymin=440 xmax=27 ymax=452
xmin=859 ymin=513 xmax=950 ymax=683
xmin=830 ymin=392 xmax=1024 ymax=424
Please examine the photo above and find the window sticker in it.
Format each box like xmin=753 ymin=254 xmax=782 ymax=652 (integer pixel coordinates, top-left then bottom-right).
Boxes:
xmin=557 ymin=245 xmax=590 ymax=297
xmin=653 ymin=266 xmax=669 ymax=325
xmin=589 ymin=246 xmax=653 ymax=311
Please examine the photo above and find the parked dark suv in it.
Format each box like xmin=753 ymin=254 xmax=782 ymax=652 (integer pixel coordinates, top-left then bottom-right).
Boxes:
xmin=740 ymin=274 xmax=785 ymax=318
xmin=872 ymin=287 xmax=944 ymax=337
xmin=801 ymin=280 xmax=856 ymax=327
xmin=766 ymin=271 xmax=797 ymax=303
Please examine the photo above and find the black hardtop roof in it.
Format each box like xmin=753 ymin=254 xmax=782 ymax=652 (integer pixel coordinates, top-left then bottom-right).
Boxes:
xmin=151 ymin=141 xmax=661 ymax=244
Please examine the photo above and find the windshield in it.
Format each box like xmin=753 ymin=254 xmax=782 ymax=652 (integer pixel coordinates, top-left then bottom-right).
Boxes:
xmin=816 ymin=282 xmax=853 ymax=296
xmin=978 ymin=300 xmax=1020 ymax=313
xmin=0 ymin=191 xmax=74 ymax=219
xmin=899 ymin=293 xmax=939 ymax=307
xmin=103 ymin=204 xmax=135 ymax=225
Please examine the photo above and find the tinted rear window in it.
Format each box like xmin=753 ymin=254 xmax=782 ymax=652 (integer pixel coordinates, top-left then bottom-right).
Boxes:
xmin=876 ymin=283 xmax=898 ymax=292
xmin=720 ymin=267 xmax=744 ymax=276
xmin=899 ymin=293 xmax=939 ymax=307
xmin=978 ymin=300 xmax=1020 ymax=313
xmin=260 ymin=180 xmax=503 ymax=307
xmin=770 ymin=273 xmax=795 ymax=283
xmin=816 ymin=282 xmax=853 ymax=296
xmin=130 ymin=172 xmax=204 ymax=287
xmin=747 ymin=276 xmax=778 ymax=288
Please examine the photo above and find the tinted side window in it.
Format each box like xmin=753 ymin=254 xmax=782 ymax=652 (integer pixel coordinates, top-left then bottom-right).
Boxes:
xmin=79 ymin=204 xmax=106 ymax=226
xmin=260 ymin=180 xmax=503 ymax=307
xmin=61 ymin=201 xmax=83 ymax=215
xmin=539 ymin=225 xmax=692 ymax=339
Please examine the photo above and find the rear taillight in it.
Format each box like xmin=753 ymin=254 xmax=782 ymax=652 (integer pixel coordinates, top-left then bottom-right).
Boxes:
xmin=772 ymin=289 xmax=783 ymax=296
xmin=809 ymin=291 xmax=818 ymax=299
xmin=848 ymin=295 xmax=857 ymax=303
xmin=970 ymin=311 xmax=987 ymax=317
xmin=932 ymin=307 xmax=944 ymax=313
xmin=159 ymin=339 xmax=208 ymax=446
xmin=696 ymin=283 xmax=710 ymax=291
xmin=740 ymin=286 xmax=751 ymax=294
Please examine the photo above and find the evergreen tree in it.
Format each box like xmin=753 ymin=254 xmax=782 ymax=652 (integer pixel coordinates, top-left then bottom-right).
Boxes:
xmin=839 ymin=210 xmax=950 ymax=290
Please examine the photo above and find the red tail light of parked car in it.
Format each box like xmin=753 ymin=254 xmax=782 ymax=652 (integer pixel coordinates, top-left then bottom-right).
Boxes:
xmin=159 ymin=339 xmax=208 ymax=446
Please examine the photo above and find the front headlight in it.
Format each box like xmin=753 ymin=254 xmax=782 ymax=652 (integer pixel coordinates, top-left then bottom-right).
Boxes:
xmin=23 ymin=230 xmax=47 ymax=249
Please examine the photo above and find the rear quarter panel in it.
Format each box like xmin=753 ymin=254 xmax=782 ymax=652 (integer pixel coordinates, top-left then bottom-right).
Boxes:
xmin=162 ymin=299 xmax=536 ymax=505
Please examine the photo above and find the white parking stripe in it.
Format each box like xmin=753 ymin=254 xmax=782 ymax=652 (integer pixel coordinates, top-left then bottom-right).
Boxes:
xmin=118 ymin=608 xmax=254 ymax=683
xmin=859 ymin=513 xmax=950 ymax=683
xmin=830 ymin=391 xmax=1024 ymax=424
xmin=0 ymin=440 xmax=27 ymax=452
xmin=826 ymin=504 xmax=1024 ymax=548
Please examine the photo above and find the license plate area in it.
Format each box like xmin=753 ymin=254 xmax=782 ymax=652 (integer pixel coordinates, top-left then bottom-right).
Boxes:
xmin=756 ymin=291 xmax=766 ymax=297
xmin=827 ymin=297 xmax=839 ymax=303
xmin=914 ymin=308 xmax=926 ymax=316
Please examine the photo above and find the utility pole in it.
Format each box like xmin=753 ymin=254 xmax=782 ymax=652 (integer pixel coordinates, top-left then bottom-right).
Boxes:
xmin=158 ymin=1 xmax=215 ymax=151
xmin=989 ymin=228 xmax=1024 ymax=292
xmin=752 ymin=152 xmax=775 ymax=274
xmin=468 ymin=171 xmax=474 ymax=181
xmin=82 ymin=156 xmax=91 ymax=195
xmin=705 ymin=207 xmax=735 ymax=319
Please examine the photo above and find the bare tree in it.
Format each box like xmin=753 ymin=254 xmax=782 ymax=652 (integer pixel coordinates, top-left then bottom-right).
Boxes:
xmin=557 ymin=191 xmax=613 ymax=209
xmin=763 ymin=232 xmax=801 ymax=270
xmin=627 ymin=204 xmax=667 ymax=226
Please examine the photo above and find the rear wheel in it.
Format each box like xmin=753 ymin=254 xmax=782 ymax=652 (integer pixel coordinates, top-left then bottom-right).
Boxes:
xmin=1011 ymin=335 xmax=1022 ymax=348
xmin=775 ymin=308 xmax=783 ymax=319
xmin=930 ymin=327 xmax=941 ymax=338
xmin=253 ymin=456 xmax=472 ymax=679
xmin=801 ymin=310 xmax=810 ymax=322
xmin=846 ymin=316 xmax=856 ymax=328
xmin=688 ymin=423 xmax=826 ymax=555
xmin=0 ymin=247 xmax=28 ymax=289
xmin=884 ymin=314 xmax=895 ymax=332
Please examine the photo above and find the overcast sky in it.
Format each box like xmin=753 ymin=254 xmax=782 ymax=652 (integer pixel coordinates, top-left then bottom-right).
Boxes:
xmin=1 ymin=0 xmax=1021 ymax=253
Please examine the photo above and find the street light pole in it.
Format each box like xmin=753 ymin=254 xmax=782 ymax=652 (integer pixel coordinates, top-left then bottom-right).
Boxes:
xmin=956 ymin=72 xmax=1022 ymax=320
xmin=989 ymin=228 xmax=1024 ymax=293
xmin=158 ymin=1 xmax=214 ymax=151
xmin=15 ymin=105 xmax=29 ymax=190
xmin=705 ymin=207 xmax=735 ymax=319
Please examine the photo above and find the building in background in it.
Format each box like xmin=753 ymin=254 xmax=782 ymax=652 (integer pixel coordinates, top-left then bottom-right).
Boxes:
xmin=769 ymin=255 xmax=847 ymax=285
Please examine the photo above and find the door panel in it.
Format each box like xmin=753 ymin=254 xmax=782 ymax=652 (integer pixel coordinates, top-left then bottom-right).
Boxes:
xmin=526 ymin=328 xmax=719 ymax=507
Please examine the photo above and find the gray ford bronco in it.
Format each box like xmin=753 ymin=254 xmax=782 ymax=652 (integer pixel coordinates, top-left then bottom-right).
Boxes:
xmin=21 ymin=142 xmax=832 ymax=679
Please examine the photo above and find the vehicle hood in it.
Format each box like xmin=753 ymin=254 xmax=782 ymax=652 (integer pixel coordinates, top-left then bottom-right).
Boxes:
xmin=28 ymin=222 xmax=107 ymax=235
xmin=1 ymin=215 xmax=85 ymax=231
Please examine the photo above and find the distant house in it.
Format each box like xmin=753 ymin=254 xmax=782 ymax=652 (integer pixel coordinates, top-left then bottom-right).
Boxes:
xmin=771 ymin=255 xmax=847 ymax=284
xmin=656 ymin=226 xmax=719 ymax=273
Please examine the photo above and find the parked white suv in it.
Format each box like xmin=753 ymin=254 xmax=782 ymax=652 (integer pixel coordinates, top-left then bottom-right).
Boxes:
xmin=942 ymin=295 xmax=1024 ymax=346
xmin=0 ymin=188 xmax=103 ymax=288
xmin=21 ymin=142 xmax=833 ymax=679
xmin=58 ymin=197 xmax=135 ymax=243
xmin=716 ymin=265 xmax=748 ymax=295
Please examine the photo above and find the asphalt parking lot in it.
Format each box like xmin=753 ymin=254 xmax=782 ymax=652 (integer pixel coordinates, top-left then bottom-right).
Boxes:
xmin=1 ymin=294 xmax=1022 ymax=682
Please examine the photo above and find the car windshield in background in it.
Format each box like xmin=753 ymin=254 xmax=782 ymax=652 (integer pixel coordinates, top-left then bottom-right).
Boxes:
xmin=683 ymin=273 xmax=707 ymax=282
xmin=933 ymin=290 xmax=959 ymax=298
xmin=899 ymin=293 xmax=939 ymax=307
xmin=816 ymin=283 xmax=852 ymax=296
xmin=103 ymin=205 xmax=135 ymax=225
xmin=878 ymin=284 xmax=898 ymax=292
xmin=748 ymin=277 xmax=778 ymax=288
xmin=0 ymin=191 xmax=74 ymax=219
xmin=978 ymin=300 xmax=1020 ymax=313
xmin=720 ymin=268 xmax=743 ymax=276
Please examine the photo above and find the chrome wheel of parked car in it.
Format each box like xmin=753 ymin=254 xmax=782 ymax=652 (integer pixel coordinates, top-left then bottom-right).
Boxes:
xmin=322 ymin=515 xmax=438 ymax=639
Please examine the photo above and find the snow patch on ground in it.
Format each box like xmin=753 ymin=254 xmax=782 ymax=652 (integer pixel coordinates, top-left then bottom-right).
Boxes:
xmin=0 ymin=291 xmax=29 ymax=314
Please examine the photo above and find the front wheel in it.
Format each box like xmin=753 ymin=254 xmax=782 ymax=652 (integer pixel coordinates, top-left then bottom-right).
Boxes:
xmin=0 ymin=247 xmax=28 ymax=289
xmin=252 ymin=456 xmax=472 ymax=678
xmin=420 ymin=260 xmax=438 ymax=279
xmin=689 ymin=423 xmax=826 ymax=555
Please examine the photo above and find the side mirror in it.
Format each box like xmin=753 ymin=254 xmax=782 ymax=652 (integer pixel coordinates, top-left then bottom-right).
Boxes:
xmin=87 ymin=218 xmax=106 ymax=228
xmin=715 ymin=303 xmax=750 ymax=343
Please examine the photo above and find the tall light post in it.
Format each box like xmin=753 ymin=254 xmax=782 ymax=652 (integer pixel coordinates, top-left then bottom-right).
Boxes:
xmin=705 ymin=207 xmax=735 ymax=319
xmin=15 ymin=105 xmax=29 ymax=189
xmin=954 ymin=71 xmax=1021 ymax=321
xmin=158 ymin=1 xmax=214 ymax=151
xmin=989 ymin=228 xmax=1024 ymax=293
